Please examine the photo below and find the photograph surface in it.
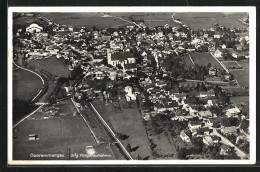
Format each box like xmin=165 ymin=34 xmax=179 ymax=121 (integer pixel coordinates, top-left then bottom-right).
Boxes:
xmin=8 ymin=7 xmax=256 ymax=165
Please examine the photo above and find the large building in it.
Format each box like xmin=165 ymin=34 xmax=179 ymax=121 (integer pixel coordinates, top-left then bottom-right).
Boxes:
xmin=26 ymin=23 xmax=43 ymax=33
xmin=107 ymin=49 xmax=136 ymax=67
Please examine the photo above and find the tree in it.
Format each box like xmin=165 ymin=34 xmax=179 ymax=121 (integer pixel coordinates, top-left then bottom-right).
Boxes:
xmin=177 ymin=148 xmax=187 ymax=159
xmin=71 ymin=66 xmax=83 ymax=79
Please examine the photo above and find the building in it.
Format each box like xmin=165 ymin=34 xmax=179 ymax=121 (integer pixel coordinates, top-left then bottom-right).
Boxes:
xmin=107 ymin=49 xmax=136 ymax=67
xmin=180 ymin=130 xmax=191 ymax=142
xmin=214 ymin=49 xmax=222 ymax=58
xmin=221 ymin=126 xmax=237 ymax=136
xmin=226 ymin=107 xmax=241 ymax=117
xmin=220 ymin=144 xmax=234 ymax=155
xmin=198 ymin=110 xmax=213 ymax=118
xmin=26 ymin=23 xmax=43 ymax=33
xmin=209 ymin=67 xmax=217 ymax=76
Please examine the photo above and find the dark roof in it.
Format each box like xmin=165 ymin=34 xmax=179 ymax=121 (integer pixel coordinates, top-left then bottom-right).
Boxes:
xmin=111 ymin=53 xmax=135 ymax=61
xmin=93 ymin=55 xmax=104 ymax=59
xmin=184 ymin=97 xmax=197 ymax=105
xmin=175 ymin=109 xmax=188 ymax=116
xmin=124 ymin=63 xmax=137 ymax=69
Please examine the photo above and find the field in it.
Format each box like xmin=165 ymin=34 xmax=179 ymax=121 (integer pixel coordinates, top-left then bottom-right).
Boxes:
xmin=175 ymin=12 xmax=248 ymax=30
xmin=42 ymin=13 xmax=133 ymax=28
xmin=222 ymin=61 xmax=242 ymax=69
xmin=27 ymin=56 xmax=70 ymax=77
xmin=190 ymin=52 xmax=224 ymax=69
xmin=230 ymin=61 xmax=249 ymax=87
xmin=13 ymin=68 xmax=42 ymax=101
xmin=92 ymin=100 xmax=152 ymax=160
xmin=183 ymin=54 xmax=194 ymax=67
xmin=113 ymin=12 xmax=182 ymax=29
xmin=230 ymin=96 xmax=249 ymax=115
xmin=13 ymin=111 xmax=115 ymax=160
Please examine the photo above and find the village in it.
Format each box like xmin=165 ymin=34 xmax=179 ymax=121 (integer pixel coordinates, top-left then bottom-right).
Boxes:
xmin=13 ymin=12 xmax=250 ymax=160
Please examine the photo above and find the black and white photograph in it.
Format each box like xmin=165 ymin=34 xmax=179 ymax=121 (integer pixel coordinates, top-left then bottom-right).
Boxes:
xmin=8 ymin=7 xmax=256 ymax=165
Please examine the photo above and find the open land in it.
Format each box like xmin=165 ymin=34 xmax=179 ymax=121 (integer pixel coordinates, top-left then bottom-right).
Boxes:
xmin=13 ymin=100 xmax=115 ymax=160
xmin=27 ymin=56 xmax=70 ymax=77
xmin=92 ymin=100 xmax=152 ymax=160
xmin=175 ymin=12 xmax=248 ymax=30
xmin=13 ymin=68 xmax=42 ymax=101
xmin=230 ymin=61 xmax=249 ymax=87
xmin=42 ymin=13 xmax=134 ymax=28
xmin=222 ymin=61 xmax=242 ymax=69
xmin=191 ymin=52 xmax=224 ymax=69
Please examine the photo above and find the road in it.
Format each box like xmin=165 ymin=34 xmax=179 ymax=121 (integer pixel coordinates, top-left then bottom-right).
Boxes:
xmin=210 ymin=128 xmax=249 ymax=159
xmin=70 ymin=98 xmax=100 ymax=145
xmin=89 ymin=102 xmax=134 ymax=160
xmin=13 ymin=104 xmax=46 ymax=128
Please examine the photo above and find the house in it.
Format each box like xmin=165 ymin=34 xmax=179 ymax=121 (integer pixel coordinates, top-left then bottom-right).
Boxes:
xmin=124 ymin=86 xmax=136 ymax=101
xmin=214 ymin=49 xmax=222 ymax=58
xmin=226 ymin=107 xmax=240 ymax=117
xmin=220 ymin=144 xmax=234 ymax=155
xmin=203 ymin=135 xmax=221 ymax=146
xmin=180 ymin=130 xmax=191 ymax=142
xmin=221 ymin=126 xmax=237 ymax=136
xmin=199 ymin=90 xmax=215 ymax=99
xmin=198 ymin=110 xmax=213 ymax=118
xmin=92 ymin=55 xmax=104 ymax=63
xmin=26 ymin=23 xmax=43 ymax=33
xmin=188 ymin=119 xmax=202 ymax=132
xmin=208 ymin=67 xmax=217 ymax=76
xmin=203 ymin=136 xmax=214 ymax=146
xmin=206 ymin=99 xmax=219 ymax=107
xmin=196 ymin=127 xmax=213 ymax=137
xmin=171 ymin=109 xmax=192 ymax=121
xmin=123 ymin=63 xmax=137 ymax=72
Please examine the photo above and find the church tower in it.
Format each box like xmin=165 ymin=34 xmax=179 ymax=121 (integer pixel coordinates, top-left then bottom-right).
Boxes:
xmin=107 ymin=49 xmax=112 ymax=65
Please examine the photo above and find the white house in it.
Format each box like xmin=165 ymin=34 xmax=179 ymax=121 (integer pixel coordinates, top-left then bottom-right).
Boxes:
xmin=26 ymin=23 xmax=43 ymax=33
xmin=180 ymin=130 xmax=191 ymax=142
xmin=226 ymin=107 xmax=240 ymax=117
xmin=214 ymin=49 xmax=222 ymax=58
xmin=124 ymin=86 xmax=136 ymax=102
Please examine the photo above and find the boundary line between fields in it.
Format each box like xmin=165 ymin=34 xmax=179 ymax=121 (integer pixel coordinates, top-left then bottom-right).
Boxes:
xmin=70 ymin=98 xmax=100 ymax=145
xmin=210 ymin=52 xmax=229 ymax=73
xmin=13 ymin=104 xmax=45 ymax=128
xmin=89 ymin=102 xmax=134 ymax=160
xmin=188 ymin=54 xmax=195 ymax=65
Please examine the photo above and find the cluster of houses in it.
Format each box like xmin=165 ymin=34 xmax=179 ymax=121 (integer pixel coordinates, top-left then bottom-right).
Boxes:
xmin=14 ymin=16 xmax=249 ymax=159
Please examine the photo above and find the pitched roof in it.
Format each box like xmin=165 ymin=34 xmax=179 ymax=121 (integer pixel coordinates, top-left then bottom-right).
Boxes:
xmin=111 ymin=53 xmax=135 ymax=61
xmin=199 ymin=111 xmax=213 ymax=117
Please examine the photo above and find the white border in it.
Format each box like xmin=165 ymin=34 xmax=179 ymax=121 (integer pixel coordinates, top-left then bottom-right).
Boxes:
xmin=8 ymin=6 xmax=256 ymax=165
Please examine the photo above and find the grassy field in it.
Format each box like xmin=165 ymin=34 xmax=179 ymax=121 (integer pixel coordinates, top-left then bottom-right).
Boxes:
xmin=175 ymin=12 xmax=248 ymax=30
xmin=42 ymin=13 xmax=133 ymax=28
xmin=230 ymin=96 xmax=249 ymax=115
xmin=13 ymin=68 xmax=42 ymax=101
xmin=222 ymin=61 xmax=242 ymax=69
xmin=183 ymin=54 xmax=194 ymax=67
xmin=92 ymin=100 xmax=152 ymax=160
xmin=27 ymin=56 xmax=70 ymax=77
xmin=230 ymin=61 xmax=249 ymax=87
xmin=191 ymin=52 xmax=224 ymax=69
xmin=13 ymin=114 xmax=115 ymax=160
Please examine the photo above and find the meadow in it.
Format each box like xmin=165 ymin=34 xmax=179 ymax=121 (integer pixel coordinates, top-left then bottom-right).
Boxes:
xmin=13 ymin=68 xmax=42 ymax=101
xmin=13 ymin=114 xmax=115 ymax=160
xmin=175 ymin=12 xmax=248 ymax=30
xmin=92 ymin=100 xmax=152 ymax=159
xmin=191 ymin=52 xmax=224 ymax=69
xmin=230 ymin=61 xmax=249 ymax=87
xmin=27 ymin=56 xmax=70 ymax=77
